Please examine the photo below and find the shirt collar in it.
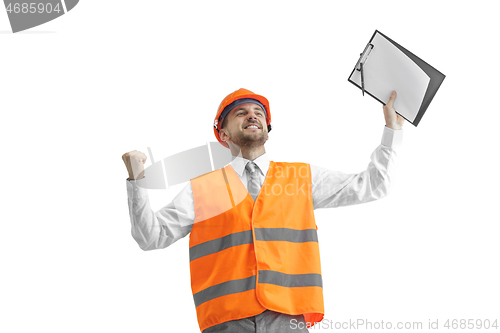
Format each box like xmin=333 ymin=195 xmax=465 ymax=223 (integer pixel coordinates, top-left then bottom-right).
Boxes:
xmin=230 ymin=152 xmax=270 ymax=177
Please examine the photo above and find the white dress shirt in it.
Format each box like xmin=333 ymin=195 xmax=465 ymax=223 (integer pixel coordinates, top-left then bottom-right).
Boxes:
xmin=126 ymin=126 xmax=402 ymax=251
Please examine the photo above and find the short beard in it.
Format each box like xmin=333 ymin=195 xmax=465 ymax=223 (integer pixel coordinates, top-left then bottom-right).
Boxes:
xmin=229 ymin=130 xmax=268 ymax=149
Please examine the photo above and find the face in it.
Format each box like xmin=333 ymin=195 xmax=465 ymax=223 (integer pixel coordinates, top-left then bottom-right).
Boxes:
xmin=220 ymin=103 xmax=269 ymax=149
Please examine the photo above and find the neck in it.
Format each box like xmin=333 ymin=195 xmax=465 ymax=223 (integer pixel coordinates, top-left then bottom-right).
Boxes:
xmin=230 ymin=145 xmax=266 ymax=161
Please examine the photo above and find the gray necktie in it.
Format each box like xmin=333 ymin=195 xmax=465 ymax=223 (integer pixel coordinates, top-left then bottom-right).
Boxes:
xmin=245 ymin=161 xmax=261 ymax=201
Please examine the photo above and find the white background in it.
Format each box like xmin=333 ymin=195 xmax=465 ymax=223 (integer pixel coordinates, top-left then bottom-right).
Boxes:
xmin=1 ymin=1 xmax=498 ymax=332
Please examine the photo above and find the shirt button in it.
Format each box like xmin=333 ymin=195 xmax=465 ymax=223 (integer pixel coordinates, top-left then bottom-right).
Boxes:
xmin=134 ymin=188 xmax=138 ymax=191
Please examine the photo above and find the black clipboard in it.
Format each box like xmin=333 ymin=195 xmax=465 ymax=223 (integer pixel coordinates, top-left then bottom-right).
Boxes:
xmin=348 ymin=30 xmax=445 ymax=126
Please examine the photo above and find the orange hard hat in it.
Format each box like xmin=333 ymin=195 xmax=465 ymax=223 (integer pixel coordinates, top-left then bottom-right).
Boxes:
xmin=213 ymin=88 xmax=272 ymax=149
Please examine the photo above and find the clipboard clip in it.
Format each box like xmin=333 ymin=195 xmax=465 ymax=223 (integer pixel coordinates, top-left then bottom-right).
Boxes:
xmin=355 ymin=43 xmax=374 ymax=96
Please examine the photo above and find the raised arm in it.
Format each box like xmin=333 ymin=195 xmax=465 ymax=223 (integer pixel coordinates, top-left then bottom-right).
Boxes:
xmin=123 ymin=151 xmax=194 ymax=250
xmin=311 ymin=91 xmax=403 ymax=209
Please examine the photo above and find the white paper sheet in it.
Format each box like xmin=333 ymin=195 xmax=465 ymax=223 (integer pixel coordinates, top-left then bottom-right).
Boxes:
xmin=350 ymin=32 xmax=430 ymax=122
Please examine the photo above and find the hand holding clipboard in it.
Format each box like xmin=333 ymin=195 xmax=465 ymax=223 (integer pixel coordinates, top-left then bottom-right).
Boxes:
xmin=383 ymin=90 xmax=405 ymax=130
xmin=348 ymin=30 xmax=445 ymax=126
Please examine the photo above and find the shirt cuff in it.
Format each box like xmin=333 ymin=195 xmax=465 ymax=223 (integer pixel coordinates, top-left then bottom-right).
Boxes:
xmin=381 ymin=126 xmax=403 ymax=151
xmin=126 ymin=176 xmax=149 ymax=199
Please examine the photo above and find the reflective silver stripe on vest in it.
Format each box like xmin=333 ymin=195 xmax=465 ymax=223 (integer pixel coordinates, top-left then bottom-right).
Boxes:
xmin=254 ymin=228 xmax=318 ymax=243
xmin=193 ymin=275 xmax=257 ymax=307
xmin=190 ymin=230 xmax=253 ymax=262
xmin=258 ymin=270 xmax=323 ymax=288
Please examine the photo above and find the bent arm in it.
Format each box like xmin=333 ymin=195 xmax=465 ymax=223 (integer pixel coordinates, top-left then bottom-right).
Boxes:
xmin=312 ymin=126 xmax=403 ymax=209
xmin=126 ymin=177 xmax=194 ymax=250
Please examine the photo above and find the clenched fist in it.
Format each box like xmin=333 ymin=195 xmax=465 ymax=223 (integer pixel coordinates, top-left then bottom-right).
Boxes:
xmin=122 ymin=150 xmax=147 ymax=180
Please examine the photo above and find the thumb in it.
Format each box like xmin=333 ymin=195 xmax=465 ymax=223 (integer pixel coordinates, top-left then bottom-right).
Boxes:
xmin=386 ymin=90 xmax=397 ymax=109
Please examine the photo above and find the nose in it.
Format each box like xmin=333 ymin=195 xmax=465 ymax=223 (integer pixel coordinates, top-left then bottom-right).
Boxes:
xmin=247 ymin=111 xmax=258 ymax=121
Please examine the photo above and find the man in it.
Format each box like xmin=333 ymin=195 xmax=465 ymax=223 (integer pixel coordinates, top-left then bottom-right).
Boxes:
xmin=122 ymin=88 xmax=404 ymax=332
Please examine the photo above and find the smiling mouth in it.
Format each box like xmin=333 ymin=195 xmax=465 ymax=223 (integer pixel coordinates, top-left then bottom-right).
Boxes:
xmin=245 ymin=125 xmax=260 ymax=129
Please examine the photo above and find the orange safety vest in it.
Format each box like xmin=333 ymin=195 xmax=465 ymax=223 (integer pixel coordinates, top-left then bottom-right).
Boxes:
xmin=189 ymin=161 xmax=324 ymax=332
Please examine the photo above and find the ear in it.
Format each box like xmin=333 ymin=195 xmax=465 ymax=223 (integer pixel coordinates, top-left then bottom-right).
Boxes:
xmin=219 ymin=128 xmax=231 ymax=143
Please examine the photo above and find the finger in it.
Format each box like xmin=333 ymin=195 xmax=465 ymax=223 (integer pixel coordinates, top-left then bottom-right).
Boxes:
xmin=397 ymin=114 xmax=405 ymax=126
xmin=123 ymin=152 xmax=133 ymax=162
xmin=135 ymin=154 xmax=144 ymax=163
xmin=386 ymin=90 xmax=397 ymax=108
